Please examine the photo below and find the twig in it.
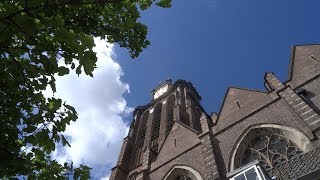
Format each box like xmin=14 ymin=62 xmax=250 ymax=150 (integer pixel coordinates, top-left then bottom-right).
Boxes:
xmin=7 ymin=50 xmax=33 ymax=91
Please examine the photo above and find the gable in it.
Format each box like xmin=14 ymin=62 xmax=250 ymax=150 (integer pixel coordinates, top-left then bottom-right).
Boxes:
xmin=289 ymin=45 xmax=320 ymax=87
xmin=151 ymin=122 xmax=201 ymax=169
xmin=216 ymin=87 xmax=272 ymax=131
xmin=219 ymin=87 xmax=271 ymax=119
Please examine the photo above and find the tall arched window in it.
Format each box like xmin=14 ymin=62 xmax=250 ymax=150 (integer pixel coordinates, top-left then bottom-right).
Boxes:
xmin=151 ymin=103 xmax=162 ymax=151
xmin=131 ymin=110 xmax=149 ymax=168
xmin=166 ymin=95 xmax=175 ymax=136
xmin=194 ymin=107 xmax=202 ymax=131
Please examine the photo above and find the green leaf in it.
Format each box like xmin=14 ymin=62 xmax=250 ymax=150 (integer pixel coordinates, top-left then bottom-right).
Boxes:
xmin=157 ymin=0 xmax=172 ymax=8
xmin=76 ymin=65 xmax=82 ymax=75
xmin=61 ymin=135 xmax=71 ymax=147
xmin=65 ymin=104 xmax=77 ymax=114
xmin=34 ymin=18 xmax=40 ymax=24
xmin=57 ymin=67 xmax=70 ymax=76
xmin=25 ymin=125 xmax=37 ymax=133
xmin=74 ymin=169 xmax=80 ymax=180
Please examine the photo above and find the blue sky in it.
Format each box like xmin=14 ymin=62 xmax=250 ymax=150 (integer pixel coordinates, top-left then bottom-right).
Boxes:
xmin=52 ymin=1 xmax=320 ymax=179
xmin=116 ymin=0 xmax=320 ymax=114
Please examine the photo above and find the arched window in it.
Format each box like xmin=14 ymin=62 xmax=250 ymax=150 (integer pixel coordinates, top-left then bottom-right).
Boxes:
xmin=166 ymin=95 xmax=175 ymax=136
xmin=241 ymin=133 xmax=302 ymax=171
xmin=175 ymin=175 xmax=193 ymax=180
xmin=163 ymin=165 xmax=204 ymax=180
xmin=230 ymin=125 xmax=312 ymax=172
xmin=151 ymin=103 xmax=162 ymax=151
xmin=131 ymin=110 xmax=149 ymax=168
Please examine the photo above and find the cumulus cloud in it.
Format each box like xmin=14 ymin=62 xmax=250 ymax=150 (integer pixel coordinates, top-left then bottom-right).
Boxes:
xmin=50 ymin=37 xmax=131 ymax=179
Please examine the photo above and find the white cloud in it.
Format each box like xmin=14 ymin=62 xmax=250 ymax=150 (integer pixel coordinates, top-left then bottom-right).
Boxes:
xmin=50 ymin=37 xmax=131 ymax=179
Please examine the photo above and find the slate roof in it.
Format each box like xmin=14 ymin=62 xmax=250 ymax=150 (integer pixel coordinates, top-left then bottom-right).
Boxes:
xmin=267 ymin=148 xmax=320 ymax=179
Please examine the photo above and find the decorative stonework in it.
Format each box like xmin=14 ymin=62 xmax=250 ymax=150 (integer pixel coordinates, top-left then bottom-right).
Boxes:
xmin=241 ymin=134 xmax=302 ymax=170
xmin=230 ymin=124 xmax=312 ymax=171
xmin=163 ymin=165 xmax=204 ymax=180
xmin=175 ymin=175 xmax=193 ymax=180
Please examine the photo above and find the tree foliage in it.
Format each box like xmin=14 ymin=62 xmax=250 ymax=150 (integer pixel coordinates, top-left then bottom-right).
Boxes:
xmin=0 ymin=0 xmax=171 ymax=178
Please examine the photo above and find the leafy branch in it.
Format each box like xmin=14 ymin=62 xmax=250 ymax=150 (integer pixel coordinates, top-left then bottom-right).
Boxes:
xmin=0 ymin=0 xmax=171 ymax=178
xmin=0 ymin=0 xmax=121 ymax=22
xmin=7 ymin=50 xmax=32 ymax=91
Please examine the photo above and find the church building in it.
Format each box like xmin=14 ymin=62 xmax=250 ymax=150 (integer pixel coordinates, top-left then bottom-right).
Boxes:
xmin=110 ymin=44 xmax=320 ymax=180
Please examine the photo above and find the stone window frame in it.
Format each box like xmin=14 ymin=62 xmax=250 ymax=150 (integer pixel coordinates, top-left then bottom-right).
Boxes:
xmin=163 ymin=165 xmax=204 ymax=180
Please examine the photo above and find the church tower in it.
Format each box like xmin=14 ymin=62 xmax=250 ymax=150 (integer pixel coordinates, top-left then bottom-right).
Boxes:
xmin=110 ymin=79 xmax=220 ymax=180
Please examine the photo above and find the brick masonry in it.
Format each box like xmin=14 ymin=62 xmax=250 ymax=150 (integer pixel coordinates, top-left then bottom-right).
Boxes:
xmin=111 ymin=44 xmax=320 ymax=180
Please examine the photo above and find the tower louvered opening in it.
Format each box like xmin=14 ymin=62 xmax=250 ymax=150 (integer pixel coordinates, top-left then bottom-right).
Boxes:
xmin=166 ymin=95 xmax=175 ymax=136
xmin=131 ymin=111 xmax=149 ymax=168
xmin=194 ymin=108 xmax=202 ymax=131
xmin=180 ymin=111 xmax=190 ymax=126
xmin=151 ymin=103 xmax=162 ymax=151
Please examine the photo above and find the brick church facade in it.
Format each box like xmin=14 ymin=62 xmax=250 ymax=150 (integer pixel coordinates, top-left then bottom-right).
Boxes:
xmin=110 ymin=45 xmax=320 ymax=180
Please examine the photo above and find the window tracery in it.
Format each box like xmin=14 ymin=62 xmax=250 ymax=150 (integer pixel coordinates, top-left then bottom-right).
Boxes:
xmin=164 ymin=165 xmax=204 ymax=180
xmin=241 ymin=134 xmax=302 ymax=171
xmin=175 ymin=175 xmax=194 ymax=180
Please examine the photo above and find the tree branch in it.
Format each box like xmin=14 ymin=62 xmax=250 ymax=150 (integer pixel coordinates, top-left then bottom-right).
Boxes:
xmin=86 ymin=16 xmax=121 ymax=36
xmin=0 ymin=0 xmax=122 ymax=22
xmin=7 ymin=50 xmax=33 ymax=91
xmin=0 ymin=21 xmax=10 ymax=36
xmin=8 ymin=19 xmax=54 ymax=51
xmin=0 ymin=46 xmax=60 ymax=53
xmin=9 ymin=19 xmax=40 ymax=42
